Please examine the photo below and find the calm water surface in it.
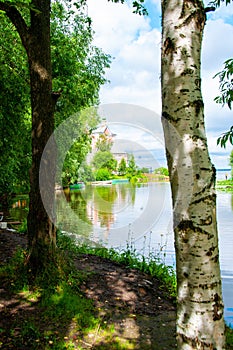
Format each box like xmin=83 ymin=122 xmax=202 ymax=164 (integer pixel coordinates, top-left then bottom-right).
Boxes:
xmin=56 ymin=181 xmax=233 ymax=327
xmin=10 ymin=180 xmax=233 ymax=327
xmin=56 ymin=183 xmax=173 ymax=254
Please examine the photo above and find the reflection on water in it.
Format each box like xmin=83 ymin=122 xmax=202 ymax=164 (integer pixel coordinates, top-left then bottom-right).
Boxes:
xmin=55 ymin=184 xmax=233 ymax=271
xmin=56 ymin=183 xmax=139 ymax=245
xmin=56 ymin=183 xmax=173 ymax=251
xmin=56 ymin=183 xmax=233 ymax=328
xmin=9 ymin=196 xmax=28 ymax=222
xmin=11 ymin=184 xmax=232 ymax=272
xmin=10 ymin=183 xmax=233 ymax=327
xmin=217 ymin=192 xmax=233 ymax=275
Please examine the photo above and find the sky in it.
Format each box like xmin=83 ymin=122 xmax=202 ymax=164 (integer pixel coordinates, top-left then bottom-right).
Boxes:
xmin=86 ymin=0 xmax=233 ymax=169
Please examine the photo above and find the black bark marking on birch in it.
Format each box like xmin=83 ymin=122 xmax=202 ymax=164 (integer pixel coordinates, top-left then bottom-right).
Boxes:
xmin=179 ymin=33 xmax=186 ymax=39
xmin=213 ymin=254 xmax=220 ymax=263
xmin=200 ymin=167 xmax=210 ymax=171
xmin=191 ymin=134 xmax=207 ymax=143
xmin=177 ymin=0 xmax=206 ymax=30
xmin=213 ymin=293 xmax=223 ymax=321
xmin=195 ymin=9 xmax=206 ymax=30
xmin=181 ymin=68 xmax=194 ymax=76
xmin=190 ymin=299 xmax=212 ymax=304
xmin=189 ymin=252 xmax=202 ymax=257
xmin=162 ymin=111 xmax=178 ymax=122
xmin=180 ymin=88 xmax=189 ymax=93
xmin=195 ymin=78 xmax=201 ymax=89
xmin=178 ymin=332 xmax=216 ymax=349
xmin=212 ymin=163 xmax=217 ymax=182
xmin=191 ymin=99 xmax=204 ymax=116
xmin=174 ymin=102 xmax=191 ymax=113
xmin=192 ymin=174 xmax=216 ymax=199
xmin=163 ymin=37 xmax=175 ymax=56
xmin=176 ymin=219 xmax=215 ymax=238
xmin=200 ymin=215 xmax=212 ymax=226
xmin=161 ymin=0 xmax=167 ymax=13
xmin=197 ymin=281 xmax=219 ymax=290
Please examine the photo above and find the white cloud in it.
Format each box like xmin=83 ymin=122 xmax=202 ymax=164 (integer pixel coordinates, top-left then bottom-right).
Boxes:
xmin=206 ymin=1 xmax=233 ymax=21
xmin=206 ymin=132 xmax=233 ymax=169
xmin=87 ymin=0 xmax=161 ymax=111
xmin=87 ymin=0 xmax=233 ymax=168
xmin=119 ymin=30 xmax=160 ymax=71
xmin=110 ymin=125 xmax=166 ymax=169
xmin=202 ymin=19 xmax=233 ymax=72
xmin=202 ymin=72 xmax=233 ymax=132
xmin=87 ymin=0 xmax=151 ymax=53
xmin=201 ymin=16 xmax=233 ymax=167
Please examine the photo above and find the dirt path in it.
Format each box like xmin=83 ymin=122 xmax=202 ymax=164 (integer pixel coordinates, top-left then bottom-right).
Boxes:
xmin=0 ymin=229 xmax=176 ymax=349
xmin=74 ymin=254 xmax=176 ymax=349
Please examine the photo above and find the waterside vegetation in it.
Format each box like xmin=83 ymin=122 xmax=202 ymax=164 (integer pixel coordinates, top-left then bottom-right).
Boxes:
xmin=0 ymin=230 xmax=177 ymax=349
xmin=216 ymin=179 xmax=233 ymax=192
xmin=1 ymin=230 xmax=233 ymax=348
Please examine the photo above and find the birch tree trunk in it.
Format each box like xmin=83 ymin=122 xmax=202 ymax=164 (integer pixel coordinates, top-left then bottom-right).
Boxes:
xmin=161 ymin=0 xmax=226 ymax=348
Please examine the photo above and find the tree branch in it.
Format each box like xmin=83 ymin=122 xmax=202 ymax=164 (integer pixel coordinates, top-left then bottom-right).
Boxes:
xmin=205 ymin=6 xmax=216 ymax=12
xmin=0 ymin=2 xmax=30 ymax=50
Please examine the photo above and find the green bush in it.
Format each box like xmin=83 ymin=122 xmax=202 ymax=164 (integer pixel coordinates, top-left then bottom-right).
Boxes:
xmin=154 ymin=167 xmax=169 ymax=176
xmin=95 ymin=168 xmax=111 ymax=181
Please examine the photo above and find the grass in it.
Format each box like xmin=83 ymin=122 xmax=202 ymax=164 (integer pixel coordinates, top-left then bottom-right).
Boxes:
xmin=0 ymin=245 xmax=103 ymax=349
xmin=57 ymin=233 xmax=233 ymax=348
xmin=0 ymin=231 xmax=232 ymax=349
xmin=56 ymin=230 xmax=177 ymax=298
xmin=0 ymin=231 xmax=177 ymax=349
xmin=216 ymin=179 xmax=233 ymax=192
xmin=226 ymin=326 xmax=233 ymax=349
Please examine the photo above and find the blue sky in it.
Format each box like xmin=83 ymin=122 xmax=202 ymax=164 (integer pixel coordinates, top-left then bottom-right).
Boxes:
xmin=87 ymin=0 xmax=233 ymax=169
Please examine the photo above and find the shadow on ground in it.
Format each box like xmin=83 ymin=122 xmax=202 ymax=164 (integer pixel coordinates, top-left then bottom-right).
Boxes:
xmin=0 ymin=230 xmax=176 ymax=349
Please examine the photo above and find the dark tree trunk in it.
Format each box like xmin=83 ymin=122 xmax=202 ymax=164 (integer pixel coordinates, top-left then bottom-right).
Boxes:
xmin=0 ymin=0 xmax=57 ymax=273
xmin=26 ymin=0 xmax=57 ymax=271
xmin=0 ymin=0 xmax=58 ymax=272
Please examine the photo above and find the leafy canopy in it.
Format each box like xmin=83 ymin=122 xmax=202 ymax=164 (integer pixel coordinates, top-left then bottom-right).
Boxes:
xmin=214 ymin=58 xmax=233 ymax=147
xmin=0 ymin=14 xmax=31 ymax=196
xmin=0 ymin=1 xmax=111 ymax=195
xmin=108 ymin=0 xmax=147 ymax=15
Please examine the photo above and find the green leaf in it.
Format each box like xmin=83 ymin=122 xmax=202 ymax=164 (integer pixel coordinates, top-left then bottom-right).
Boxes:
xmin=217 ymin=129 xmax=233 ymax=148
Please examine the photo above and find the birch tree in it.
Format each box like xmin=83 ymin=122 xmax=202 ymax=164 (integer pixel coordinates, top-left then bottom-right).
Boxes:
xmin=161 ymin=0 xmax=225 ymax=348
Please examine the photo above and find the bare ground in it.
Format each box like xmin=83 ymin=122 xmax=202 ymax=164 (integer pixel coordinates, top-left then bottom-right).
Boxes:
xmin=0 ymin=229 xmax=177 ymax=349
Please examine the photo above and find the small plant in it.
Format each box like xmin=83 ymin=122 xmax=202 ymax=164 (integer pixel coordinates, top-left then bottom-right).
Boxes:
xmin=0 ymin=235 xmax=103 ymax=349
xmin=20 ymin=321 xmax=40 ymax=343
xmin=18 ymin=217 xmax=28 ymax=233
xmin=0 ymin=249 xmax=28 ymax=291
xmin=226 ymin=326 xmax=233 ymax=349
xmin=69 ymin=235 xmax=177 ymax=298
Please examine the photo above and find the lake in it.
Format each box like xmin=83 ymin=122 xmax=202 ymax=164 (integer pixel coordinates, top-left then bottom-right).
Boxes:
xmin=10 ymin=177 xmax=233 ymax=327
xmin=55 ymin=179 xmax=233 ymax=328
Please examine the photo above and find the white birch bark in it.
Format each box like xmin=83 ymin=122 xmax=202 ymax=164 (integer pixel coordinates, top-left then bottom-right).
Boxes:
xmin=161 ymin=0 xmax=226 ymax=348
